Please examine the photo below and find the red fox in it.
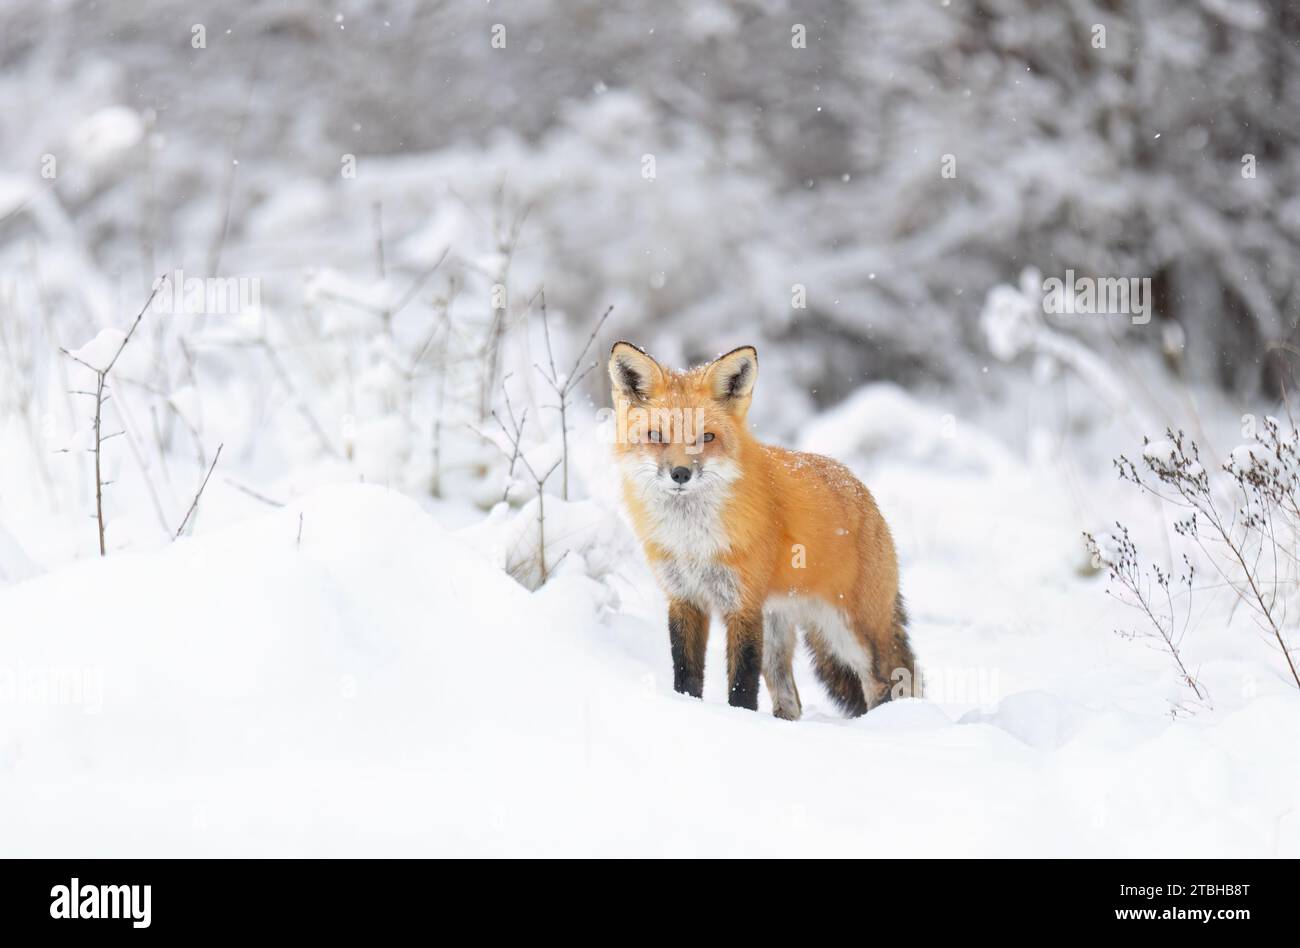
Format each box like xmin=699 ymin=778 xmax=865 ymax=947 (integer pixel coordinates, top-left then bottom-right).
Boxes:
xmin=608 ymin=342 xmax=918 ymax=719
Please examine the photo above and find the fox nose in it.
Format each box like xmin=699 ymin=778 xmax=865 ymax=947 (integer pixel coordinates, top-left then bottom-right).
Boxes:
xmin=670 ymin=466 xmax=692 ymax=485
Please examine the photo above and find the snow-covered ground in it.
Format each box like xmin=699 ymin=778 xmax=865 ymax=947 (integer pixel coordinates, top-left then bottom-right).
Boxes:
xmin=4 ymin=386 xmax=1298 ymax=857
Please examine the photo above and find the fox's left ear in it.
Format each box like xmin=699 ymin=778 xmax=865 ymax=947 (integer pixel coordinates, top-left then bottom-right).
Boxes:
xmin=704 ymin=346 xmax=758 ymax=408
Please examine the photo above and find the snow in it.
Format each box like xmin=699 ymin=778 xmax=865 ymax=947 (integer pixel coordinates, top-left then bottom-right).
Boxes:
xmin=980 ymin=279 xmax=1040 ymax=362
xmin=67 ymin=105 xmax=144 ymax=164
xmin=461 ymin=496 xmax=637 ymax=592
xmin=799 ymin=383 xmax=1016 ymax=475
xmin=1227 ymin=443 xmax=1264 ymax=474
xmin=4 ymin=430 xmax=1299 ymax=857
xmin=0 ymin=174 xmax=29 ymax=219
xmin=1142 ymin=439 xmax=1177 ymax=464
xmin=0 ymin=524 xmax=37 ymax=584
xmin=65 ymin=328 xmax=127 ymax=372
xmin=1201 ymin=0 xmax=1268 ymax=31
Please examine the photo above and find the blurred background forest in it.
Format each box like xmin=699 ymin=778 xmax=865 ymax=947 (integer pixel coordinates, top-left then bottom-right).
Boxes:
xmin=1 ymin=0 xmax=1299 ymax=570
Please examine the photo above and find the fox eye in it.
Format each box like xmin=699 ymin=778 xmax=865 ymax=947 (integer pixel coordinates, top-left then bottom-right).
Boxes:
xmin=702 ymin=432 xmax=715 ymax=443
xmin=647 ymin=429 xmax=663 ymax=443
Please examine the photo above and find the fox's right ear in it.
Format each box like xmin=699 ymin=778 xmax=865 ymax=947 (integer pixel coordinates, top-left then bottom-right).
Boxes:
xmin=608 ymin=342 xmax=663 ymax=401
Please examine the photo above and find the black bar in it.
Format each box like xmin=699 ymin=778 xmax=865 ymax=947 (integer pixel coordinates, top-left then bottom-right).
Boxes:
xmin=0 ymin=858 xmax=1287 ymax=935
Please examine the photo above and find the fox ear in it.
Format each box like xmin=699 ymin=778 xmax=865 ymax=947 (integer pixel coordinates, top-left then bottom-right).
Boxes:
xmin=704 ymin=346 xmax=758 ymax=406
xmin=608 ymin=342 xmax=664 ymax=401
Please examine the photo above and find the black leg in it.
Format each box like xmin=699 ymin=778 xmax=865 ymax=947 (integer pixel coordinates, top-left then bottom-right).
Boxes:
xmin=725 ymin=610 xmax=763 ymax=710
xmin=668 ymin=600 xmax=708 ymax=698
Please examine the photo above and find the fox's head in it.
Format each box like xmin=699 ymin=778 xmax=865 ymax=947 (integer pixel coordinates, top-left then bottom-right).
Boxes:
xmin=607 ymin=342 xmax=758 ymax=498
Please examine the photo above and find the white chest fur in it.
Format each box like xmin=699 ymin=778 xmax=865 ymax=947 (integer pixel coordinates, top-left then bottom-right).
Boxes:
xmin=649 ymin=555 xmax=740 ymax=616
xmin=623 ymin=458 xmax=741 ymax=615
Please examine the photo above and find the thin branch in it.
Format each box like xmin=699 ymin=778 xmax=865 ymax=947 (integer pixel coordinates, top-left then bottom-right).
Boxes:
xmin=533 ymin=293 xmax=614 ymax=499
xmin=372 ymin=200 xmax=386 ymax=281
xmin=58 ymin=277 xmax=169 ymax=556
xmin=225 ymin=477 xmax=286 ymax=508
xmin=175 ymin=443 xmax=223 ymax=538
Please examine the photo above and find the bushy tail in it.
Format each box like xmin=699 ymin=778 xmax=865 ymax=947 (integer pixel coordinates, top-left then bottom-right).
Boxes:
xmin=875 ymin=595 xmax=921 ymax=701
xmin=809 ymin=596 xmax=920 ymax=717
xmin=809 ymin=634 xmax=870 ymax=717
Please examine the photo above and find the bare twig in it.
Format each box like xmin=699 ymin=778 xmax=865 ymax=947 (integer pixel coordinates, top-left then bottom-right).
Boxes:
xmin=470 ymin=378 xmax=563 ymax=586
xmin=372 ymin=201 xmax=386 ymax=281
xmin=206 ymin=55 xmax=260 ymax=277
xmin=225 ymin=477 xmax=286 ymax=508
xmin=478 ymin=187 xmax=531 ymax=420
xmin=529 ymin=459 xmax=561 ymax=584
xmin=255 ymin=337 xmax=338 ymax=458
xmin=424 ymin=283 xmax=458 ymax=498
xmin=314 ymin=246 xmax=450 ymax=325
xmin=534 ymin=293 xmax=614 ymax=499
xmin=490 ymin=377 xmax=529 ymax=504
xmin=110 ymin=383 xmax=173 ymax=536
xmin=175 ymin=443 xmax=223 ymax=538
xmin=0 ymin=282 xmax=55 ymax=499
xmin=1108 ymin=426 xmax=1300 ymax=690
xmin=59 ymin=277 xmax=168 ymax=556
xmin=1086 ymin=527 xmax=1208 ymax=707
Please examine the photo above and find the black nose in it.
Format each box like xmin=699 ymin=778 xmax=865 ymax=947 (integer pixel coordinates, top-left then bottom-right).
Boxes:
xmin=670 ymin=466 xmax=692 ymax=484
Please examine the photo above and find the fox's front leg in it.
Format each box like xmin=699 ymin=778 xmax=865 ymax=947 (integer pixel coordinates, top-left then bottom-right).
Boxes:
xmin=725 ymin=609 xmax=763 ymax=710
xmin=668 ymin=600 xmax=708 ymax=698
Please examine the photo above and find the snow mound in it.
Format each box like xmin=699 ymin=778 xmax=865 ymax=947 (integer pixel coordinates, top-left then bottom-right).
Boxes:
xmin=459 ymin=496 xmax=637 ymax=593
xmin=960 ymin=690 xmax=1083 ymax=750
xmin=3 ymin=484 xmax=1299 ymax=856
xmin=799 ymin=383 xmax=1015 ymax=475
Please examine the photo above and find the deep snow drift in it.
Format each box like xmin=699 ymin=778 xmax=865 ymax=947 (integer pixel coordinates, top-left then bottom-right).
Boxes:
xmin=4 ymin=411 xmax=1299 ymax=857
